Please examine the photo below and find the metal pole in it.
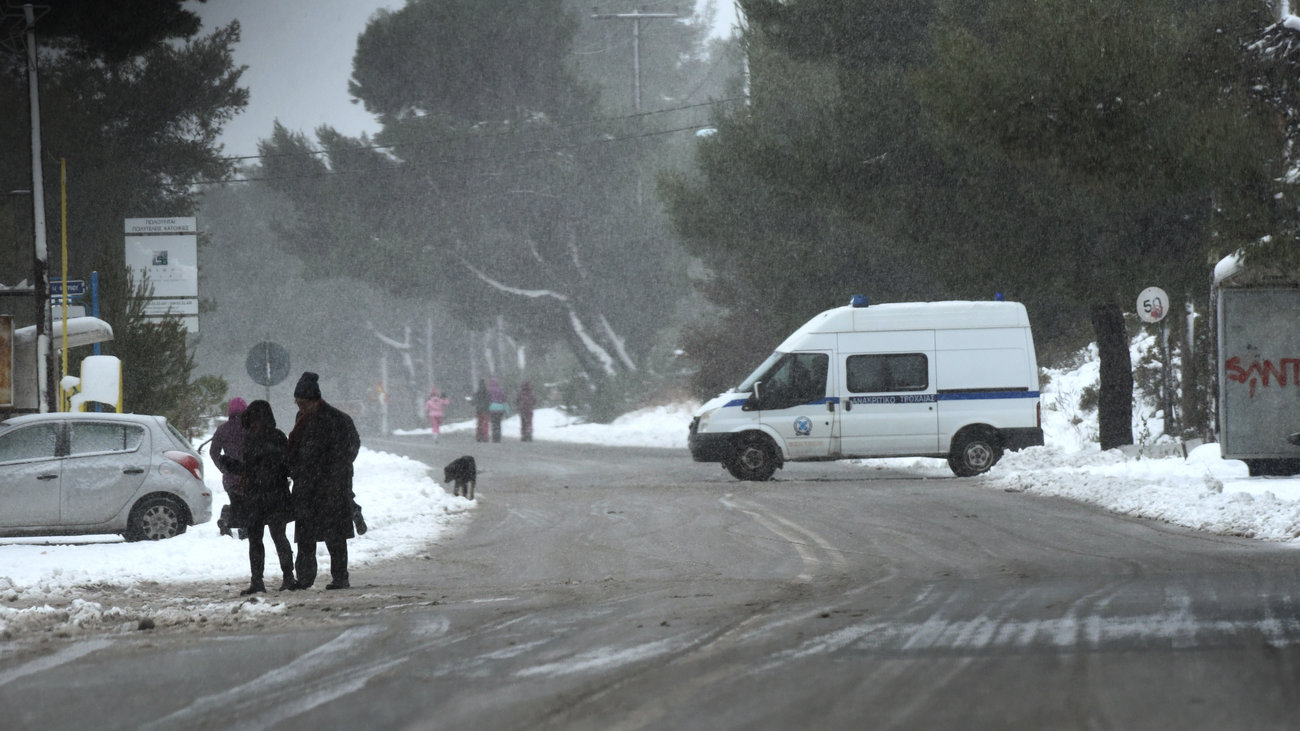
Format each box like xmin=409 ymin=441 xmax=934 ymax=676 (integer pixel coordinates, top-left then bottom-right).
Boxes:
xmin=59 ymin=158 xmax=67 ymax=410
xmin=632 ymin=14 xmax=641 ymax=112
xmin=24 ymin=4 xmax=52 ymax=412
xmin=379 ymin=351 xmax=389 ymax=435
xmin=263 ymin=340 xmax=272 ymax=403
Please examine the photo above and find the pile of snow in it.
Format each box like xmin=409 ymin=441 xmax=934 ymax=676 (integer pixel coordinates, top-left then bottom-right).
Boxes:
xmin=0 ymin=445 xmax=471 ymax=638
xmin=397 ymin=401 xmax=697 ymax=449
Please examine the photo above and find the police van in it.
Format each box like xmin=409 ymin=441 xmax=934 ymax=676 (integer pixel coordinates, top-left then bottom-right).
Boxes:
xmin=688 ymin=296 xmax=1044 ymax=480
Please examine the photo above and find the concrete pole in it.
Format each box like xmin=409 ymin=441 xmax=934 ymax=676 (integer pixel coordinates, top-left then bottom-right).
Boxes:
xmin=24 ymin=4 xmax=51 ymax=412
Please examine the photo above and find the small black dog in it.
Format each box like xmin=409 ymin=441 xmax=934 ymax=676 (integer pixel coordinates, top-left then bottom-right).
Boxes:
xmin=444 ymin=455 xmax=476 ymax=500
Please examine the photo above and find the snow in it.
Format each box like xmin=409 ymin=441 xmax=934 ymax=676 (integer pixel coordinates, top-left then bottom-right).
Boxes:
xmin=4 ymin=345 xmax=1300 ymax=640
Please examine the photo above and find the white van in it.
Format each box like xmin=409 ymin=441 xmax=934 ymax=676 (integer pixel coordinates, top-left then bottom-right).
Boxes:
xmin=689 ymin=297 xmax=1044 ymax=479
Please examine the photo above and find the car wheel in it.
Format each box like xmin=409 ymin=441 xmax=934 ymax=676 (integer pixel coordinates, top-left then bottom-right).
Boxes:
xmin=125 ymin=496 xmax=187 ymax=542
xmin=724 ymin=432 xmax=779 ymax=481
xmin=948 ymin=430 xmax=1003 ymax=477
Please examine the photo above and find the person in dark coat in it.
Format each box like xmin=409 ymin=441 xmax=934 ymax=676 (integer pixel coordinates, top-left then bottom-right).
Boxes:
xmin=238 ymin=400 xmax=296 ymax=595
xmin=473 ymin=379 xmax=491 ymax=443
xmin=516 ymin=381 xmax=537 ymax=442
xmin=287 ymin=372 xmax=361 ymax=590
xmin=211 ymin=397 xmax=248 ymax=537
xmin=488 ymin=377 xmax=509 ymax=443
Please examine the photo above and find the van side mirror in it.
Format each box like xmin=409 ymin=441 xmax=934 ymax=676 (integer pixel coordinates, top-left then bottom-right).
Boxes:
xmin=743 ymin=381 xmax=762 ymax=411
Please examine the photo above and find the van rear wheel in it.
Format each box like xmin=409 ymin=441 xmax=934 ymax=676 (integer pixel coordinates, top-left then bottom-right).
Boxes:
xmin=948 ymin=431 xmax=1002 ymax=477
xmin=725 ymin=433 xmax=779 ymax=481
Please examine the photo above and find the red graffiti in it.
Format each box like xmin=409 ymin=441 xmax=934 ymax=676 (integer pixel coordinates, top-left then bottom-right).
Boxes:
xmin=1225 ymin=355 xmax=1300 ymax=398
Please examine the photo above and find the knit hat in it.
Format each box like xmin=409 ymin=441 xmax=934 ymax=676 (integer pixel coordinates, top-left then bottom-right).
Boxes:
xmin=294 ymin=371 xmax=322 ymax=400
xmin=227 ymin=397 xmax=248 ymax=417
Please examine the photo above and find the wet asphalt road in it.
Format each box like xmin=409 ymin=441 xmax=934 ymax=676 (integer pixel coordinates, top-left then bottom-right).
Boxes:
xmin=4 ymin=430 xmax=1300 ymax=730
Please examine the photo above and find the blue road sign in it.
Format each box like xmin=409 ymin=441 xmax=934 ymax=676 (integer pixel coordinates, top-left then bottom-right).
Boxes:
xmin=50 ymin=279 xmax=86 ymax=298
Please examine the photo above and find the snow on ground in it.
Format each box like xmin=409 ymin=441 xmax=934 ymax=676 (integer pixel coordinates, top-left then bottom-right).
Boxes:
xmin=4 ymin=345 xmax=1300 ymax=638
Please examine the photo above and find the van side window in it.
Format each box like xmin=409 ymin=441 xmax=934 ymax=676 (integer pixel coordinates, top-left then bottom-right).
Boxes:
xmin=846 ymin=353 xmax=928 ymax=393
xmin=760 ymin=352 xmax=829 ymax=408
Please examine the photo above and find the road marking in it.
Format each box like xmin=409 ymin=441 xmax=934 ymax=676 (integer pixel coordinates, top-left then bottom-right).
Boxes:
xmin=514 ymin=635 xmax=688 ymax=678
xmin=720 ymin=496 xmax=847 ymax=580
xmin=141 ymin=624 xmax=393 ymax=730
xmin=0 ymin=638 xmax=113 ymax=687
xmin=755 ymin=593 xmax=1300 ymax=668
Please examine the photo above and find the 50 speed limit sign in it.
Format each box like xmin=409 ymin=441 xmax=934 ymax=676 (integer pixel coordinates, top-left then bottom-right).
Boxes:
xmin=1137 ymin=286 xmax=1169 ymax=323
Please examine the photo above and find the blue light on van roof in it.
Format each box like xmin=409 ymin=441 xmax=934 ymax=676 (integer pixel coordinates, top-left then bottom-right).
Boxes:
xmin=849 ymin=294 xmax=869 ymax=308
xmin=994 ymin=292 xmax=1004 ymax=301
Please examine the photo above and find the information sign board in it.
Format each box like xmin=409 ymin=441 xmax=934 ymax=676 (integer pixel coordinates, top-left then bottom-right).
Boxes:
xmin=124 ymin=217 xmax=196 ymax=234
xmin=125 ymin=235 xmax=198 ymax=298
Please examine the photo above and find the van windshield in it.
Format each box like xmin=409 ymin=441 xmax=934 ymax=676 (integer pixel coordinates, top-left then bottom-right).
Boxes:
xmin=737 ymin=352 xmax=783 ymax=393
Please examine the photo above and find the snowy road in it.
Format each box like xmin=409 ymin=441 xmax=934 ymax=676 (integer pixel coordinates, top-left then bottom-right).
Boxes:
xmin=4 ymin=434 xmax=1300 ymax=729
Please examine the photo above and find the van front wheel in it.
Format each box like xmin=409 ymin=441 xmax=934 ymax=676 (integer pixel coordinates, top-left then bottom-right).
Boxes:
xmin=948 ymin=431 xmax=1002 ymax=477
xmin=725 ymin=433 xmax=779 ymax=481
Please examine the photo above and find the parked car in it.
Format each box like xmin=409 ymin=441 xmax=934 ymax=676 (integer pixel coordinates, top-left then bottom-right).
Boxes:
xmin=0 ymin=412 xmax=211 ymax=541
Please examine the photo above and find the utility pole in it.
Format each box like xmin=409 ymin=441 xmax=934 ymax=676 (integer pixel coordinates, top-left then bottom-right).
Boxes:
xmin=591 ymin=6 xmax=676 ymax=206
xmin=590 ymin=6 xmax=677 ymax=113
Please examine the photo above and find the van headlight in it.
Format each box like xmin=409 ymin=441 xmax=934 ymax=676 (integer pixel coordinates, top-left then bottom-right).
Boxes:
xmin=697 ymin=410 xmax=712 ymax=433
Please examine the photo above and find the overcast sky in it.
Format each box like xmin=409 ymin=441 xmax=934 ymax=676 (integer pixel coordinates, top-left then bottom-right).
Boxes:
xmin=195 ymin=0 xmax=739 ymax=159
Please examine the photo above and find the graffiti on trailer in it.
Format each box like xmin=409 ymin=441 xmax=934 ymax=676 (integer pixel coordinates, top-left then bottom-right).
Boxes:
xmin=1225 ymin=355 xmax=1300 ymax=398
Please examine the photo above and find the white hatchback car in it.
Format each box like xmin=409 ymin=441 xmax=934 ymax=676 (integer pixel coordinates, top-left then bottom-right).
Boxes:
xmin=0 ymin=412 xmax=211 ymax=541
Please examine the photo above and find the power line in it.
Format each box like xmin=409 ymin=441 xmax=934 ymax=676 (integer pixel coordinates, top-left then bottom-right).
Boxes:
xmin=218 ymin=96 xmax=744 ymax=164
xmin=202 ymin=122 xmax=718 ymax=187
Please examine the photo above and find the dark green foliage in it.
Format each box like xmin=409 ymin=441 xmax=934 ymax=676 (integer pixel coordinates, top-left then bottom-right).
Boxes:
xmin=0 ymin=0 xmax=202 ymax=65
xmin=666 ymin=0 xmax=1290 ymax=446
xmin=260 ymin=0 xmax=728 ymax=415
xmin=0 ymin=1 xmax=245 ymax=419
xmin=349 ymin=0 xmax=590 ymax=122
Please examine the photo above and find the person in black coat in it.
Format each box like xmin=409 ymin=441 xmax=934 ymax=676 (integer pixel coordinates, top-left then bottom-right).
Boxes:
xmin=238 ymin=400 xmax=296 ymax=595
xmin=287 ymin=372 xmax=361 ymax=590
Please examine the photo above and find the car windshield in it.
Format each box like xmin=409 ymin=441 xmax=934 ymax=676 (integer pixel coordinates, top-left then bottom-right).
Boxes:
xmin=736 ymin=352 xmax=784 ymax=393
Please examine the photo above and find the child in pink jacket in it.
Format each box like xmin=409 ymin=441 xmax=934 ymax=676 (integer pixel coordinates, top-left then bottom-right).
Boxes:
xmin=425 ymin=387 xmax=451 ymax=441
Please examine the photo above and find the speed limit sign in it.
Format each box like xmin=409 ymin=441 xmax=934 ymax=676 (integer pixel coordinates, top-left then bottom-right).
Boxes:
xmin=1137 ymin=286 xmax=1169 ymax=323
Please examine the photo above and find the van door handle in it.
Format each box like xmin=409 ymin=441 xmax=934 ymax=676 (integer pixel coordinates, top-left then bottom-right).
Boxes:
xmin=123 ymin=467 xmax=145 ymax=475
xmin=843 ymin=399 xmax=851 ymax=412
xmin=37 ymin=473 xmax=58 ymax=481
xmin=827 ymin=401 xmax=835 ymax=413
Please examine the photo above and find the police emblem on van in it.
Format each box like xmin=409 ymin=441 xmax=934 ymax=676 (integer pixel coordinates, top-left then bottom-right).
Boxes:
xmin=794 ymin=416 xmax=813 ymax=435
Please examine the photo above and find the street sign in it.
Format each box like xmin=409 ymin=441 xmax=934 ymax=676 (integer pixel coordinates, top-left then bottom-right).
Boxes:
xmin=141 ymin=298 xmax=198 ymax=317
xmin=245 ymin=341 xmax=290 ymax=387
xmin=49 ymin=278 xmax=85 ymax=298
xmin=124 ymin=217 xmax=196 ymax=234
xmin=1137 ymin=286 xmax=1169 ymax=323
